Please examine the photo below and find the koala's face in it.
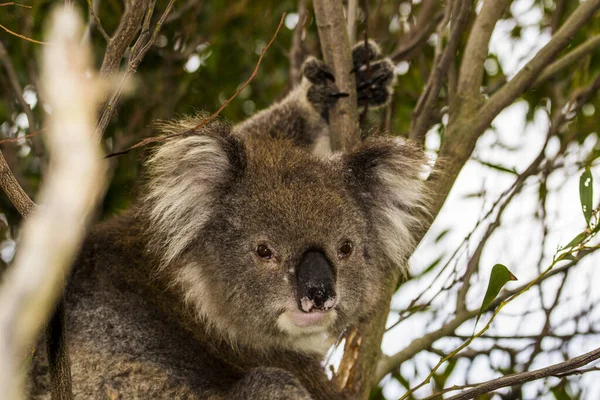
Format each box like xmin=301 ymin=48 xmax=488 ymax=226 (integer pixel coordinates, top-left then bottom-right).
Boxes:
xmin=144 ymin=121 xmax=427 ymax=353
xmin=200 ymin=142 xmax=381 ymax=346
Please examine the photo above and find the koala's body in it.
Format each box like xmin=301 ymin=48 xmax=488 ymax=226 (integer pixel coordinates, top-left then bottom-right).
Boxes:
xmin=30 ymin=42 xmax=427 ymax=399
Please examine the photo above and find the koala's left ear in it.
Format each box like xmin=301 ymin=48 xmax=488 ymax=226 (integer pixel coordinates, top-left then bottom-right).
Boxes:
xmin=341 ymin=137 xmax=429 ymax=271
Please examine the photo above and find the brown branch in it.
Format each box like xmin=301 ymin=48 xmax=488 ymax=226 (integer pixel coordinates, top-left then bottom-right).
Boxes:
xmin=0 ymin=129 xmax=45 ymax=144
xmin=86 ymin=0 xmax=110 ymax=42
xmin=375 ymin=247 xmax=598 ymax=382
xmin=347 ymin=0 xmax=358 ymax=44
xmin=455 ymin=0 xmax=511 ymax=105
xmin=105 ymin=12 xmax=286 ymax=158
xmin=0 ymin=40 xmax=37 ymax=132
xmin=391 ymin=0 xmax=442 ymax=62
xmin=289 ymin=0 xmax=308 ymax=85
xmin=313 ymin=0 xmax=359 ymax=151
xmin=0 ymin=151 xmax=35 ymax=218
xmin=0 ymin=23 xmax=47 ymax=45
xmin=99 ymin=0 xmax=149 ymax=74
xmin=0 ymin=7 xmax=106 ymax=398
xmin=534 ymin=35 xmax=600 ymax=87
xmin=0 ymin=2 xmax=31 ymax=8
xmin=446 ymin=347 xmax=600 ymax=400
xmin=409 ymin=0 xmax=471 ymax=145
xmin=475 ymin=0 xmax=600 ymax=136
xmin=95 ymin=0 xmax=174 ymax=140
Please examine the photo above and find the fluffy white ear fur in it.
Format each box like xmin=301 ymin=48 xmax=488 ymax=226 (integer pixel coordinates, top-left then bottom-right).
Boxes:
xmin=344 ymin=138 xmax=429 ymax=273
xmin=144 ymin=131 xmax=234 ymax=266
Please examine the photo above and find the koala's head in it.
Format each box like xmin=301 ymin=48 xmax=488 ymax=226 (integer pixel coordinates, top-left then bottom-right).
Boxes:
xmin=143 ymin=119 xmax=428 ymax=355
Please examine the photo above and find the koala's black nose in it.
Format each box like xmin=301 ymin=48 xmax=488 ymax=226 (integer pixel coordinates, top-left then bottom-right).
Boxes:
xmin=296 ymin=250 xmax=336 ymax=313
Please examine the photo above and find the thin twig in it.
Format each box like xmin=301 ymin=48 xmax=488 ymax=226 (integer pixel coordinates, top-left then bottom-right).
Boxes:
xmin=0 ymin=129 xmax=45 ymax=144
xmin=105 ymin=12 xmax=286 ymax=158
xmin=0 ymin=23 xmax=48 ymax=45
xmin=0 ymin=2 xmax=31 ymax=8
xmin=446 ymin=347 xmax=600 ymax=400
xmin=313 ymin=0 xmax=359 ymax=151
xmin=86 ymin=0 xmax=110 ymax=42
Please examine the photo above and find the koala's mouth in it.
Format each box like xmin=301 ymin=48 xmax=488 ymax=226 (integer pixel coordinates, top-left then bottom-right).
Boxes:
xmin=277 ymin=307 xmax=338 ymax=335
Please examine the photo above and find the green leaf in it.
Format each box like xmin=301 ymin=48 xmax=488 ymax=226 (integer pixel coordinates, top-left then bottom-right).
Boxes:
xmin=434 ymin=229 xmax=450 ymax=243
xmin=551 ymin=382 xmax=572 ymax=400
xmin=579 ymin=168 xmax=593 ymax=226
xmin=476 ymin=160 xmax=519 ymax=176
xmin=561 ymin=231 xmax=587 ymax=250
xmin=474 ymin=264 xmax=517 ymax=331
xmin=556 ymin=252 xmax=577 ymax=262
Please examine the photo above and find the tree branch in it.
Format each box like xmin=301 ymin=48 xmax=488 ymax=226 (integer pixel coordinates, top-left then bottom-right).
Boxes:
xmin=391 ymin=0 xmax=442 ymax=63
xmin=446 ymin=347 xmax=600 ymax=400
xmin=375 ymin=247 xmax=598 ymax=382
xmin=99 ymin=0 xmax=149 ymax=74
xmin=0 ymin=151 xmax=35 ymax=218
xmin=409 ymin=0 xmax=471 ymax=145
xmin=456 ymin=0 xmax=511 ymax=106
xmin=476 ymin=0 xmax=600 ymax=135
xmin=313 ymin=0 xmax=359 ymax=151
xmin=534 ymin=35 xmax=600 ymax=87
xmin=95 ymin=0 xmax=174 ymax=140
xmin=0 ymin=7 xmax=106 ymax=398
xmin=0 ymin=40 xmax=37 ymax=132
xmin=289 ymin=0 xmax=307 ymax=85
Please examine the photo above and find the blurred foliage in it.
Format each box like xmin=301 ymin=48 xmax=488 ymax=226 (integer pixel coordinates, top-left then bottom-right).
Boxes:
xmin=1 ymin=0 xmax=600 ymax=398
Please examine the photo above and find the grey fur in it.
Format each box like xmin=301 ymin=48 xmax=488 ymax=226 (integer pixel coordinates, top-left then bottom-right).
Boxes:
xmin=30 ymin=42 xmax=426 ymax=399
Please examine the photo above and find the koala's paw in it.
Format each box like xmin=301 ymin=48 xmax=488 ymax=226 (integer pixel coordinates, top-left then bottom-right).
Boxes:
xmin=352 ymin=40 xmax=395 ymax=109
xmin=301 ymin=56 xmax=349 ymax=119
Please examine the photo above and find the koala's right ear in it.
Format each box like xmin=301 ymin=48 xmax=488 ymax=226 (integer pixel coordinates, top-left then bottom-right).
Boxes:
xmin=143 ymin=118 xmax=246 ymax=266
xmin=341 ymin=137 xmax=429 ymax=272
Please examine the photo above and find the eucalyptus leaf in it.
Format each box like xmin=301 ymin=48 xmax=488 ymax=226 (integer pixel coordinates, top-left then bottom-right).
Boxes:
xmin=579 ymin=168 xmax=593 ymax=226
xmin=474 ymin=264 xmax=517 ymax=331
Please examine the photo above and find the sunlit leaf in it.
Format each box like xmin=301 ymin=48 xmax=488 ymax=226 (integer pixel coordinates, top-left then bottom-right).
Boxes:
xmin=476 ymin=159 xmax=518 ymax=175
xmin=556 ymin=252 xmax=577 ymax=262
xmin=551 ymin=382 xmax=572 ymax=400
xmin=416 ymin=255 xmax=444 ymax=277
xmin=561 ymin=231 xmax=587 ymax=250
xmin=474 ymin=264 xmax=517 ymax=330
xmin=435 ymin=229 xmax=450 ymax=243
xmin=579 ymin=167 xmax=593 ymax=226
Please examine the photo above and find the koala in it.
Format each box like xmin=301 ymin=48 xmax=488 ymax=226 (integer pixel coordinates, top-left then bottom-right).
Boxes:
xmin=29 ymin=41 xmax=427 ymax=399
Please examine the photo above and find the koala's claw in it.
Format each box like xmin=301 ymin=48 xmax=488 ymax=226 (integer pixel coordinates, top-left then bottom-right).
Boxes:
xmin=352 ymin=44 xmax=395 ymax=109
xmin=302 ymin=57 xmax=335 ymax=84
xmin=301 ymin=40 xmax=394 ymax=116
xmin=351 ymin=39 xmax=382 ymax=71
xmin=329 ymin=92 xmax=350 ymax=99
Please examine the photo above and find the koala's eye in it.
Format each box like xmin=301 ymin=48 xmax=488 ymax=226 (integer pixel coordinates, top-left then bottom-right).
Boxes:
xmin=338 ymin=241 xmax=353 ymax=258
xmin=256 ymin=244 xmax=273 ymax=259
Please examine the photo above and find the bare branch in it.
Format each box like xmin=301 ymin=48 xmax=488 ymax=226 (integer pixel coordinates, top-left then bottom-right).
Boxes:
xmin=375 ymin=247 xmax=599 ymax=382
xmin=86 ymin=0 xmax=110 ymax=42
xmin=0 ymin=40 xmax=37 ymax=132
xmin=0 ymin=151 xmax=35 ymax=218
xmin=95 ymin=0 xmax=174 ymax=140
xmin=289 ymin=0 xmax=308 ymax=85
xmin=105 ymin=12 xmax=286 ymax=158
xmin=391 ymin=0 xmax=442 ymax=62
xmin=446 ymin=347 xmax=600 ymax=400
xmin=99 ymin=0 xmax=150 ymax=74
xmin=409 ymin=0 xmax=471 ymax=144
xmin=0 ymin=7 xmax=106 ymax=398
xmin=476 ymin=0 xmax=600 ymax=135
xmin=347 ymin=0 xmax=358 ymax=44
xmin=313 ymin=0 xmax=359 ymax=151
xmin=0 ymin=23 xmax=48 ymax=45
xmin=534 ymin=35 xmax=600 ymax=87
xmin=456 ymin=0 xmax=511 ymax=105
